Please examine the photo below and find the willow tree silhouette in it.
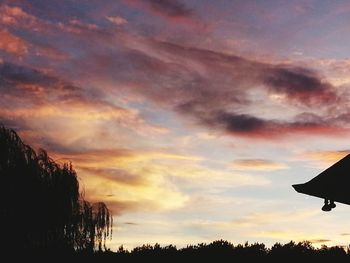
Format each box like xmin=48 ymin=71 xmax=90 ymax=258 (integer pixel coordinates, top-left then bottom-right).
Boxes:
xmin=0 ymin=126 xmax=112 ymax=253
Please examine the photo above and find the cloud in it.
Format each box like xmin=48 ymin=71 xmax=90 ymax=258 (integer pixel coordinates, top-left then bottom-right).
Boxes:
xmin=142 ymin=0 xmax=193 ymax=18
xmin=149 ymin=41 xmax=338 ymax=106
xmin=302 ymin=150 xmax=349 ymax=166
xmin=0 ymin=4 xmax=39 ymax=29
xmin=177 ymin=107 xmax=340 ymax=139
xmin=12 ymin=20 xmax=340 ymax=142
xmin=77 ymin=160 xmax=190 ymax=215
xmin=85 ymin=37 xmax=341 ymax=139
xmin=232 ymin=159 xmax=288 ymax=171
xmin=4 ymin=10 xmax=340 ymax=141
xmin=124 ymin=0 xmax=205 ymax=29
xmin=0 ymin=4 xmax=111 ymax=51
xmin=33 ymin=42 xmax=69 ymax=60
xmin=1 ymin=66 xmax=59 ymax=88
xmin=0 ymin=61 xmax=80 ymax=98
xmin=0 ymin=5 xmax=71 ymax=60
xmin=0 ymin=3 xmax=347 ymax=143
xmin=143 ymin=163 xmax=270 ymax=187
xmin=123 ymin=222 xmax=138 ymax=225
xmin=309 ymin=239 xmax=331 ymax=244
xmin=77 ymin=167 xmax=146 ymax=186
xmin=45 ymin=146 xmax=269 ymax=216
xmin=68 ymin=148 xmax=202 ymax=163
xmin=0 ymin=61 xmax=170 ymax=160
xmin=106 ymin=16 xmax=128 ymax=25
xmin=58 ymin=19 xmax=100 ymax=34
xmin=264 ymin=66 xmax=337 ymax=105
xmin=228 ymin=209 xmax=319 ymax=228
xmin=313 ymin=58 xmax=350 ymax=86
xmin=0 ymin=29 xmax=28 ymax=56
xmin=101 ymin=200 xmax=141 ymax=215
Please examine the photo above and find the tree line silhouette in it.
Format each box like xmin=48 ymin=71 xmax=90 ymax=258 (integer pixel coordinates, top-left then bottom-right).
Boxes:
xmin=0 ymin=126 xmax=112 ymax=255
xmin=96 ymin=240 xmax=350 ymax=262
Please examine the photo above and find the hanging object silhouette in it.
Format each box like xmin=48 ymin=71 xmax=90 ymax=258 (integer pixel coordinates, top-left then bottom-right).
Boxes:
xmin=293 ymin=154 xmax=350 ymax=212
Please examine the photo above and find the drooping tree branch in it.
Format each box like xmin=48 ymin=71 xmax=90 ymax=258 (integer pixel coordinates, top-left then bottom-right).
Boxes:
xmin=0 ymin=125 xmax=112 ymax=252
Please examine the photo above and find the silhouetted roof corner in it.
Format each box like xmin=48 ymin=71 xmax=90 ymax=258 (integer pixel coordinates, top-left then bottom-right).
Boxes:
xmin=292 ymin=153 xmax=350 ymax=206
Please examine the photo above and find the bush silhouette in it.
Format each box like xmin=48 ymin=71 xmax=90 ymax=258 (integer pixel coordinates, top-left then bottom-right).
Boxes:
xmin=0 ymin=126 xmax=112 ymax=253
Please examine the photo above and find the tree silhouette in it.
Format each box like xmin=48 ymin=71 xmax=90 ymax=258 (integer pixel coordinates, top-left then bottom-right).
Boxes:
xmin=0 ymin=126 xmax=112 ymax=253
xmin=104 ymin=240 xmax=350 ymax=262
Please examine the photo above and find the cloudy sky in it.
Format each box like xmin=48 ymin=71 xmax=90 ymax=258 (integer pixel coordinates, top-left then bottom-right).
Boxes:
xmin=1 ymin=0 xmax=350 ymax=249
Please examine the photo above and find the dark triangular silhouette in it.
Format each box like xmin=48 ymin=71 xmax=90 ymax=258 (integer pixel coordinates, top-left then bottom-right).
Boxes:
xmin=293 ymin=154 xmax=350 ymax=211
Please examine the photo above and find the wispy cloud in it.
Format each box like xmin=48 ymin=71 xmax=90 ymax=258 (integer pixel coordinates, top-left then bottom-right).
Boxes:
xmin=0 ymin=62 xmax=170 ymax=156
xmin=142 ymin=0 xmax=193 ymax=18
xmin=124 ymin=0 xmax=205 ymax=29
xmin=2 ymin=5 xmax=344 ymax=140
xmin=228 ymin=209 xmax=319 ymax=228
xmin=99 ymin=38 xmax=344 ymax=139
xmin=232 ymin=159 xmax=288 ymax=171
xmin=106 ymin=15 xmax=128 ymax=25
xmin=309 ymin=239 xmax=331 ymax=244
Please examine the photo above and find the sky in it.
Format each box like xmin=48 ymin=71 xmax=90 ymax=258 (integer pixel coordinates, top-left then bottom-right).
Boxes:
xmin=1 ymin=0 xmax=350 ymax=250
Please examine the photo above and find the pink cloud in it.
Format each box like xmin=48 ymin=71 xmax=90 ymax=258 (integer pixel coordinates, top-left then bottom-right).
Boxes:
xmin=124 ymin=0 xmax=206 ymax=30
xmin=0 ymin=29 xmax=28 ymax=56
xmin=0 ymin=4 xmax=38 ymax=29
xmin=53 ymin=32 xmax=345 ymax=140
xmin=106 ymin=16 xmax=128 ymax=26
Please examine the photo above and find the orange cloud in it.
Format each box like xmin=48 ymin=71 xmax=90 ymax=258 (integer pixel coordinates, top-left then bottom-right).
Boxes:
xmin=1 ymin=102 xmax=169 ymax=154
xmin=302 ymin=150 xmax=349 ymax=166
xmin=232 ymin=159 xmax=288 ymax=171
xmin=0 ymin=62 xmax=170 ymax=149
xmin=55 ymin=148 xmax=203 ymax=170
xmin=82 ymin=170 xmax=189 ymax=215
xmin=0 ymin=4 xmax=38 ymax=28
xmin=227 ymin=209 xmax=319 ymax=228
xmin=0 ymin=29 xmax=28 ymax=56
xmin=44 ymin=145 xmax=269 ymax=217
xmin=65 ymin=150 xmax=195 ymax=215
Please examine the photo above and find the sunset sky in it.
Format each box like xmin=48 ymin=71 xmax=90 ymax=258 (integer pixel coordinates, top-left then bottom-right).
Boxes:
xmin=2 ymin=0 xmax=350 ymax=249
